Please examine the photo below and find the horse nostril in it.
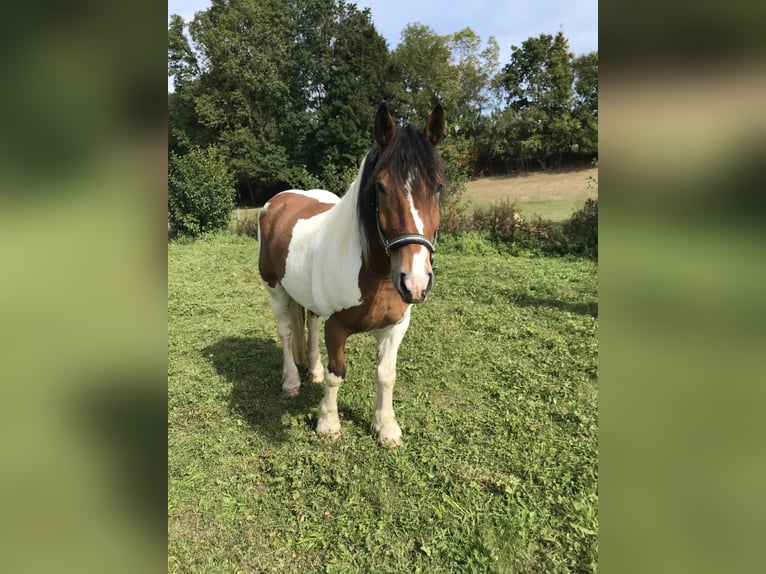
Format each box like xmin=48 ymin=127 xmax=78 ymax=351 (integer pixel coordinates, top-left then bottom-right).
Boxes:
xmin=398 ymin=272 xmax=408 ymax=295
xmin=426 ymin=272 xmax=434 ymax=293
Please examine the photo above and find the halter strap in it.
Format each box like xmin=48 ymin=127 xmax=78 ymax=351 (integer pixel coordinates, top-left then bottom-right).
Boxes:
xmin=374 ymin=201 xmax=438 ymax=260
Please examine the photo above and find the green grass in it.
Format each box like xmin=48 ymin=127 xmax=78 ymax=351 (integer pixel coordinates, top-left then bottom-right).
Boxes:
xmin=168 ymin=233 xmax=598 ymax=573
xmin=516 ymin=199 xmax=591 ymax=222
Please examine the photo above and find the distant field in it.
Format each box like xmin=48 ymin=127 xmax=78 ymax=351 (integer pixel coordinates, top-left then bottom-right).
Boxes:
xmin=464 ymin=168 xmax=598 ymax=221
xmin=231 ymin=167 xmax=598 ymax=227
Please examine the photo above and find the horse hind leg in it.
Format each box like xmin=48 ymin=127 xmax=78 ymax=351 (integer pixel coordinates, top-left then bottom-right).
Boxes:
xmin=307 ymin=311 xmax=324 ymax=383
xmin=289 ymin=298 xmax=307 ymax=367
xmin=266 ymin=285 xmax=304 ymax=396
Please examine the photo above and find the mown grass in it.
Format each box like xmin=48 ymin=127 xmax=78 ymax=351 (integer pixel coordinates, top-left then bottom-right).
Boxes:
xmin=168 ymin=233 xmax=598 ymax=573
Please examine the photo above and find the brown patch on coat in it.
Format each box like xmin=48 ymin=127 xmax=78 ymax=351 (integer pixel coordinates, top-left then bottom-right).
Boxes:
xmin=257 ymin=191 xmax=336 ymax=288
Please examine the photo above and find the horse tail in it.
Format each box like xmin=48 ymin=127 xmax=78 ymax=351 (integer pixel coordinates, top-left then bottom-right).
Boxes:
xmin=288 ymin=297 xmax=307 ymax=367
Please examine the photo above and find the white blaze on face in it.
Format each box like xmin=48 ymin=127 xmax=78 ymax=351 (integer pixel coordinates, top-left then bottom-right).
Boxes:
xmin=403 ymin=171 xmax=430 ymax=297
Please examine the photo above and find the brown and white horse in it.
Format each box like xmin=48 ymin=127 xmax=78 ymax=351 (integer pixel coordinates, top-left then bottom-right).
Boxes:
xmin=258 ymin=103 xmax=445 ymax=447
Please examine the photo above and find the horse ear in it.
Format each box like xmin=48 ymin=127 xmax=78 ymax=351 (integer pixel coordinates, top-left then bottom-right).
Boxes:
xmin=374 ymin=103 xmax=396 ymax=147
xmin=425 ymin=104 xmax=445 ymax=145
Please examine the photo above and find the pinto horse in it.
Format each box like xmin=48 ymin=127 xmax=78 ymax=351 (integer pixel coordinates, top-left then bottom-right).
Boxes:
xmin=258 ymin=103 xmax=445 ymax=447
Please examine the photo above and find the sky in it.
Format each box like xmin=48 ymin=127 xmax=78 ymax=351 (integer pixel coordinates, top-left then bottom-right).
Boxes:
xmin=168 ymin=0 xmax=598 ymax=91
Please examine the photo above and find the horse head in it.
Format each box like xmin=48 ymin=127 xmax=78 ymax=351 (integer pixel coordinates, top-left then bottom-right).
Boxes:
xmin=364 ymin=103 xmax=446 ymax=304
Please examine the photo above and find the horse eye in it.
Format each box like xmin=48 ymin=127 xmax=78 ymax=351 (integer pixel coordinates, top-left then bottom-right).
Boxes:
xmin=375 ymin=182 xmax=387 ymax=195
xmin=436 ymin=183 xmax=445 ymax=195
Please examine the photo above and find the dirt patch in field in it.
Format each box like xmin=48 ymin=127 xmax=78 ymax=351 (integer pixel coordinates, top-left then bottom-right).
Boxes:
xmin=464 ymin=167 xmax=598 ymax=204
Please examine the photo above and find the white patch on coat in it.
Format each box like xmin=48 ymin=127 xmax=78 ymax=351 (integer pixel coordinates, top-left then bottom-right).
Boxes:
xmin=282 ymin=189 xmax=340 ymax=204
xmin=280 ymin=177 xmax=366 ymax=318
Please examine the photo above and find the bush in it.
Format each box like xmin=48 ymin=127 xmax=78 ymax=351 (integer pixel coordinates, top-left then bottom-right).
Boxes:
xmin=516 ymin=215 xmax=569 ymax=256
xmin=438 ymin=231 xmax=500 ymax=256
xmin=168 ymin=146 xmax=236 ymax=238
xmin=438 ymin=197 xmax=590 ymax=258
xmin=563 ymin=198 xmax=598 ymax=258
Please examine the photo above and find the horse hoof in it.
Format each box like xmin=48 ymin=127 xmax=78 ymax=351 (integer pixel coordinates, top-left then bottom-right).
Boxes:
xmin=316 ymin=415 xmax=341 ymax=437
xmin=374 ymin=419 xmax=402 ymax=447
xmin=316 ymin=427 xmax=341 ymax=440
xmin=282 ymin=385 xmax=300 ymax=397
xmin=380 ymin=436 xmax=403 ymax=449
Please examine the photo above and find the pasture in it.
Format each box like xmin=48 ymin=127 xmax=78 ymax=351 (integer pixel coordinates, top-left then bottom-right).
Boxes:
xmin=464 ymin=167 xmax=598 ymax=222
xmin=168 ymin=234 xmax=598 ymax=572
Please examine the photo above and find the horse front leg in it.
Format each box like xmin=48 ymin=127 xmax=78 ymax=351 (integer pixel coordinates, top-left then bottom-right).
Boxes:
xmin=373 ymin=308 xmax=411 ymax=448
xmin=316 ymin=318 xmax=349 ymax=437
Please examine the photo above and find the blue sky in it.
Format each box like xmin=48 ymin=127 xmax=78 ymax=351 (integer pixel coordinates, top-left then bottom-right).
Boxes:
xmin=168 ymin=0 xmax=597 ymax=91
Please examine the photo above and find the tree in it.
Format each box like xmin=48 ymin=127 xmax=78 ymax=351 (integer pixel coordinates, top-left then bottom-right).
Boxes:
xmin=572 ymin=51 xmax=598 ymax=156
xmin=169 ymin=0 xmax=393 ymax=204
xmin=446 ymin=28 xmax=500 ymax=133
xmin=386 ymin=24 xmax=455 ymax=125
xmin=168 ymin=14 xmax=198 ymax=89
xmin=496 ymin=32 xmax=581 ymax=168
xmin=499 ymin=32 xmax=574 ymax=115
xmin=306 ymin=3 xmax=389 ymax=189
xmin=182 ymin=0 xmax=295 ymax=202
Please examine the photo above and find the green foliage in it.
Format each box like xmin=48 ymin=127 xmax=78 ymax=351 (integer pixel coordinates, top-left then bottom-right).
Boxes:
xmin=168 ymin=3 xmax=596 ymax=200
xmin=168 ymin=146 xmax=236 ymax=238
xmin=437 ymin=231 xmax=500 ymax=256
xmin=439 ymin=196 xmax=597 ymax=259
xmin=564 ymin=197 xmax=598 ymax=258
xmin=479 ymin=33 xmax=597 ymax=172
xmin=168 ymin=238 xmax=598 ymax=572
xmin=437 ymin=133 xmax=471 ymax=200
xmin=500 ymin=32 xmax=574 ymax=115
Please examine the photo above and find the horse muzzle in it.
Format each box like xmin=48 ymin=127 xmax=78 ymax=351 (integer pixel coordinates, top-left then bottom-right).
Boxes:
xmin=394 ymin=270 xmax=434 ymax=303
xmin=385 ymin=232 xmax=438 ymax=304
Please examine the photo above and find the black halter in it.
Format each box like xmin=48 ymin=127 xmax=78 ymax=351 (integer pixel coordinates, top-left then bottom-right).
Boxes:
xmin=373 ymin=192 xmax=438 ymax=262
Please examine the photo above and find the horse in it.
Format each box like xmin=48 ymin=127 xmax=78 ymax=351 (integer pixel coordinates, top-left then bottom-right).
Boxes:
xmin=257 ymin=103 xmax=446 ymax=447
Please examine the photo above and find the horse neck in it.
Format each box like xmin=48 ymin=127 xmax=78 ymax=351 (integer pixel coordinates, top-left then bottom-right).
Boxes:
xmin=322 ymin=167 xmax=390 ymax=279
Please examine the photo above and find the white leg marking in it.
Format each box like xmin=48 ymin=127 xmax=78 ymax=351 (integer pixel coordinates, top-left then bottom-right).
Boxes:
xmin=307 ymin=313 xmax=324 ymax=383
xmin=266 ymin=285 xmax=301 ymax=396
xmin=373 ymin=309 xmax=411 ymax=447
xmin=317 ymin=370 xmax=343 ymax=437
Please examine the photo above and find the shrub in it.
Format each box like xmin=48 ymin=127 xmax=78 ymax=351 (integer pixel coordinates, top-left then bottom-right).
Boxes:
xmin=168 ymin=146 xmax=236 ymax=238
xmin=438 ymin=231 xmax=500 ymax=256
xmin=442 ymin=194 xmax=470 ymax=238
xmin=563 ymin=198 xmax=598 ymax=258
xmin=516 ymin=215 xmax=569 ymax=256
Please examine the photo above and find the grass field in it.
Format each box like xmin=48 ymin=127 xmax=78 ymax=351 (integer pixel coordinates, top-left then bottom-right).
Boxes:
xmin=231 ymin=168 xmax=598 ymax=226
xmin=168 ymin=233 xmax=598 ymax=572
xmin=464 ymin=168 xmax=598 ymax=222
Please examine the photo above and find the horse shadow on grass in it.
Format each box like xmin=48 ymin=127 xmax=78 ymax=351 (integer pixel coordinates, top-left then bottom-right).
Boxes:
xmin=204 ymin=335 xmax=371 ymax=443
